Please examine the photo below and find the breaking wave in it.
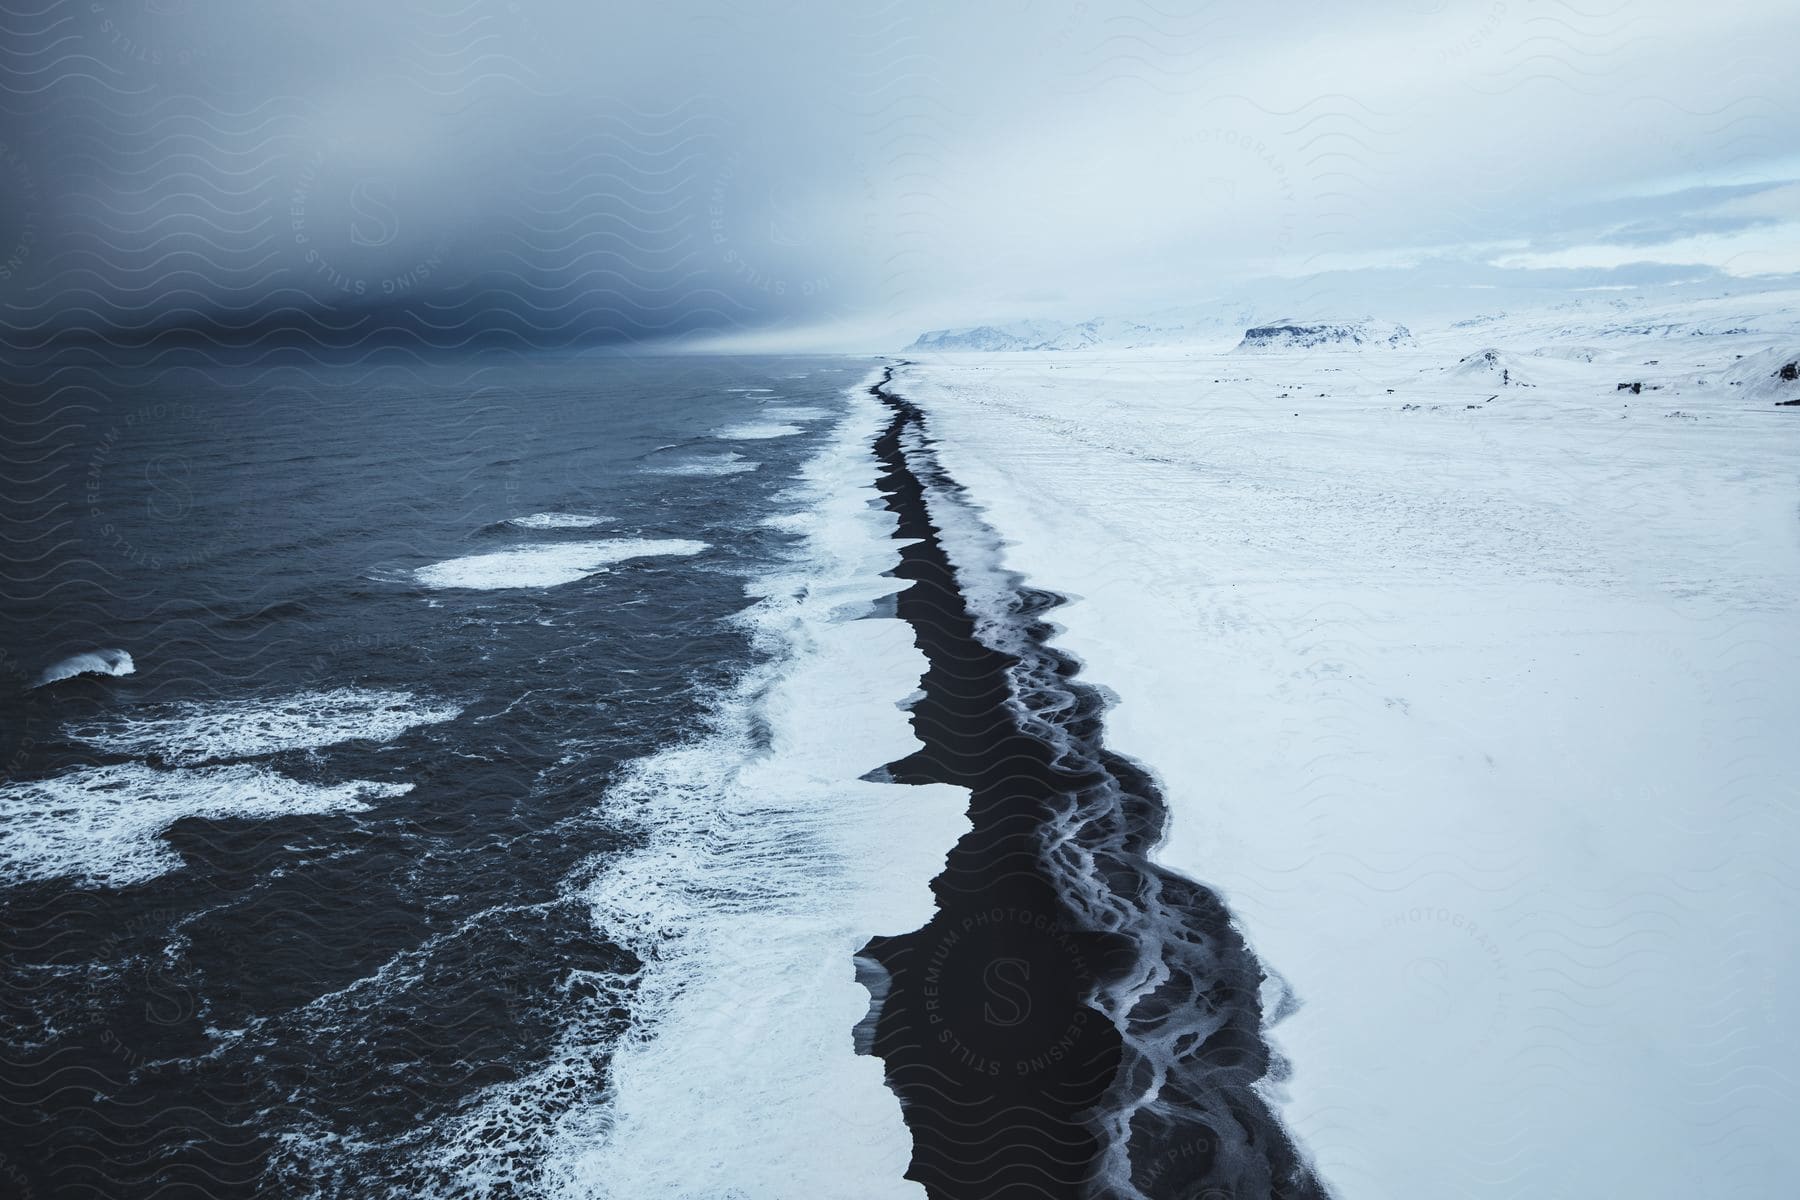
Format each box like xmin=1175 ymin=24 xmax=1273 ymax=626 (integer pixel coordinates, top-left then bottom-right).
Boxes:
xmin=33 ymin=649 xmax=135 ymax=689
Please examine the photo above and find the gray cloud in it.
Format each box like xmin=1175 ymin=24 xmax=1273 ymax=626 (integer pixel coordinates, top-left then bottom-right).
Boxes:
xmin=3 ymin=0 xmax=1797 ymax=349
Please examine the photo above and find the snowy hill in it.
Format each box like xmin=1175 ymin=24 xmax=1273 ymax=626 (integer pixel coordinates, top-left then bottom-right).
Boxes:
xmin=904 ymin=305 xmax=1255 ymax=353
xmin=902 ymin=288 xmax=1800 ymax=360
xmin=1721 ymin=345 xmax=1800 ymax=404
xmin=1461 ymin=287 xmax=1800 ymax=344
xmin=1449 ymin=347 xmax=1530 ymax=386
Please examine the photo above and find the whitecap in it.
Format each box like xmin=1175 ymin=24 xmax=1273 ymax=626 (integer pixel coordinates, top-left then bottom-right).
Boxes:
xmin=760 ymin=406 xmax=832 ymax=421
xmin=643 ymin=454 xmax=760 ymax=477
xmin=0 ymin=763 xmax=406 ymax=887
xmin=66 ymin=688 xmax=462 ymax=767
xmin=504 ymin=512 xmax=611 ymax=530
xmin=716 ymin=423 xmax=802 ymax=440
xmin=33 ymin=649 xmax=135 ymax=689
xmin=412 ymin=539 xmax=707 ymax=590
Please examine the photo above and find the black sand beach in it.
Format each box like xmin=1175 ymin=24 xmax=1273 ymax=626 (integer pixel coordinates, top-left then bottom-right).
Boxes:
xmin=860 ymin=367 xmax=1325 ymax=1200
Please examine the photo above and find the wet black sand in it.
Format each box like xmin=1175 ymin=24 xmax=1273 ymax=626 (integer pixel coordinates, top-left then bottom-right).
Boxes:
xmin=860 ymin=367 xmax=1327 ymax=1200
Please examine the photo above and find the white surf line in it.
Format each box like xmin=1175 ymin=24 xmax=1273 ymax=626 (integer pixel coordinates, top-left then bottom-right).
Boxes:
xmin=559 ymin=373 xmax=968 ymax=1199
xmin=387 ymin=371 xmax=968 ymax=1200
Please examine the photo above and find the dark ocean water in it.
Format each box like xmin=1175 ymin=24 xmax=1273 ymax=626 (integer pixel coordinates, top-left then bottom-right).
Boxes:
xmin=0 ymin=353 xmax=871 ymax=1198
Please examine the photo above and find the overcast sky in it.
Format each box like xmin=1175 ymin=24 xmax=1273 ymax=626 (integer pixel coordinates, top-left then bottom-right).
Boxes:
xmin=3 ymin=0 xmax=1797 ymax=349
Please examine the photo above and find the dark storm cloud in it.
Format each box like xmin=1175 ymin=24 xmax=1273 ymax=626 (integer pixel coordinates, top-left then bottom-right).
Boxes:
xmin=2 ymin=1 xmax=1797 ymax=349
xmin=0 ymin=1 xmax=880 ymax=346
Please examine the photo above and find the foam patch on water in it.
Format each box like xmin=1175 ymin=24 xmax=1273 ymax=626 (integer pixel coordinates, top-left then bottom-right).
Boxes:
xmin=643 ymin=453 xmax=760 ymax=477
xmin=66 ymin=688 xmax=462 ymax=767
xmin=0 ymin=763 xmax=406 ymax=887
xmin=715 ymin=422 xmax=802 ymax=440
xmin=506 ymin=512 xmax=611 ymax=529
xmin=760 ymin=406 xmax=832 ymax=421
xmin=413 ymin=539 xmax=707 ymax=589
xmin=34 ymin=648 xmax=135 ymax=688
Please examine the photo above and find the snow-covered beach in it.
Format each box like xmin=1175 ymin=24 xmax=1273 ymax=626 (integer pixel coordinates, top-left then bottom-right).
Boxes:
xmin=894 ymin=291 xmax=1800 ymax=1199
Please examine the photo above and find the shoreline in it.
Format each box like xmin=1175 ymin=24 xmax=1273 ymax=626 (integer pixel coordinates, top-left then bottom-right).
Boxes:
xmin=859 ymin=367 xmax=1320 ymax=1199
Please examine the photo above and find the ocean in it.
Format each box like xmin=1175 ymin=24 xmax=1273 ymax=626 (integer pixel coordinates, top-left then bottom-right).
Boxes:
xmin=0 ymin=353 xmax=900 ymax=1197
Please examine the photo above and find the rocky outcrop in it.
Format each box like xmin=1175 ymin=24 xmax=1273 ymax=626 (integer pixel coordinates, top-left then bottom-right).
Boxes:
xmin=1232 ymin=318 xmax=1415 ymax=353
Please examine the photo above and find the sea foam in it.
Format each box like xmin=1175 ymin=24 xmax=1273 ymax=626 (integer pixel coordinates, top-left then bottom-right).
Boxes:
xmin=413 ymin=539 xmax=707 ymax=590
xmin=640 ymin=449 xmax=759 ymax=478
xmin=642 ymin=453 xmax=759 ymax=477
xmin=0 ymin=763 xmax=406 ymax=887
xmin=66 ymin=688 xmax=462 ymax=767
xmin=760 ymin=406 xmax=832 ymax=421
xmin=714 ymin=422 xmax=802 ymax=440
xmin=505 ymin=512 xmax=611 ymax=529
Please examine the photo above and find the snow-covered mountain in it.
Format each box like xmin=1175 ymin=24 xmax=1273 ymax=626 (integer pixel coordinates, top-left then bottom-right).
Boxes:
xmin=906 ymin=325 xmax=1045 ymax=353
xmin=902 ymin=287 xmax=1800 ymax=361
xmin=905 ymin=306 xmax=1256 ymax=353
xmin=905 ymin=310 xmax=1416 ymax=354
xmin=1459 ymin=288 xmax=1800 ymax=344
